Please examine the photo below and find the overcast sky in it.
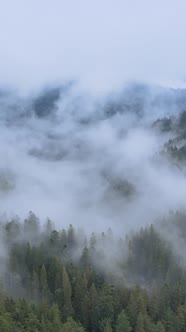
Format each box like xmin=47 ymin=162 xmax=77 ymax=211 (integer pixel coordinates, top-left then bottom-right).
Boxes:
xmin=0 ymin=0 xmax=186 ymax=94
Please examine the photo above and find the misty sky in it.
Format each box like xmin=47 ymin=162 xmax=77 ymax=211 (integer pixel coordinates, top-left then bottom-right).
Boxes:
xmin=1 ymin=1 xmax=186 ymax=233
xmin=0 ymin=0 xmax=186 ymax=93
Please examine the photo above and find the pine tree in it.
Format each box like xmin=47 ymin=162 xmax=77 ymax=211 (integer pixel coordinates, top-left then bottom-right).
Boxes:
xmin=127 ymin=287 xmax=140 ymax=327
xmin=67 ymin=224 xmax=76 ymax=249
xmin=32 ymin=270 xmax=39 ymax=302
xmin=50 ymin=304 xmax=63 ymax=331
xmin=154 ymin=321 xmax=165 ymax=332
xmin=62 ymin=267 xmax=73 ymax=320
xmin=103 ymin=319 xmax=113 ymax=332
xmin=97 ymin=285 xmax=114 ymax=324
xmin=89 ymin=283 xmax=99 ymax=332
xmin=80 ymin=247 xmax=91 ymax=270
xmin=116 ymin=310 xmax=131 ymax=332
xmin=62 ymin=317 xmax=85 ymax=332
xmin=40 ymin=265 xmax=49 ymax=301
xmin=149 ymin=292 xmax=159 ymax=321
xmin=135 ymin=312 xmax=145 ymax=332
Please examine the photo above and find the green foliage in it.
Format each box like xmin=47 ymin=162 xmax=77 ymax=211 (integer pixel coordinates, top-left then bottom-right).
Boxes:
xmin=62 ymin=317 xmax=85 ymax=332
xmin=0 ymin=216 xmax=185 ymax=331
xmin=116 ymin=310 xmax=131 ymax=332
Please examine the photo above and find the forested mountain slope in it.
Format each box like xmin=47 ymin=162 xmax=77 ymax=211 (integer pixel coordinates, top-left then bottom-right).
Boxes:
xmin=0 ymin=212 xmax=185 ymax=331
xmin=0 ymin=84 xmax=186 ymax=331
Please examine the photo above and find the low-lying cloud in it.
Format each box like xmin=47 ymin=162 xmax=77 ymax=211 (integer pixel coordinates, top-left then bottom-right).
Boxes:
xmin=0 ymin=83 xmax=186 ymax=236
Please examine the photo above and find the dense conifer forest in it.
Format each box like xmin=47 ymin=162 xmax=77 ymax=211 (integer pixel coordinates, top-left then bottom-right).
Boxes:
xmin=0 ymin=211 xmax=185 ymax=331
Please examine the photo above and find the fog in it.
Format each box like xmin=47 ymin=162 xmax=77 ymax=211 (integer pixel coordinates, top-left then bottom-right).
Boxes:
xmin=0 ymin=1 xmax=186 ymax=236
xmin=0 ymin=84 xmax=186 ymax=237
